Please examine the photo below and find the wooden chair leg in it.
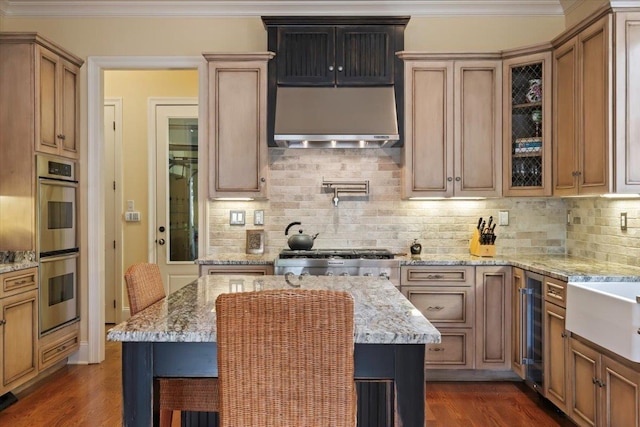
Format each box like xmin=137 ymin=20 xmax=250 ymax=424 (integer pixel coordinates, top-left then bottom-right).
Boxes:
xmin=159 ymin=409 xmax=173 ymax=427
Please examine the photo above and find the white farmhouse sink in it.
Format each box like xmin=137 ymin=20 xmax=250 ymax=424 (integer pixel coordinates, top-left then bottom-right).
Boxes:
xmin=566 ymin=281 xmax=640 ymax=363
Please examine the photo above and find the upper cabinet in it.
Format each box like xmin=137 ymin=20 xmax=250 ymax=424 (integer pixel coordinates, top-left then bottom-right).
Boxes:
xmin=400 ymin=53 xmax=502 ymax=199
xmin=205 ymin=53 xmax=274 ymax=200
xmin=502 ymin=49 xmax=553 ymax=197
xmin=0 ymin=33 xmax=82 ymax=160
xmin=553 ymin=16 xmax=610 ymax=196
xmin=614 ymin=11 xmax=640 ymax=193
xmin=275 ymin=25 xmax=395 ymax=86
xmin=36 ymin=46 xmax=81 ymax=159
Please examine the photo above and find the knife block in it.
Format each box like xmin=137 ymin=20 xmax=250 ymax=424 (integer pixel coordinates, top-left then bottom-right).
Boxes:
xmin=469 ymin=229 xmax=496 ymax=257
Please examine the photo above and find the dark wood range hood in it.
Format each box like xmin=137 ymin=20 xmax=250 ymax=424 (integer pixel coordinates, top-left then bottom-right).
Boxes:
xmin=262 ymin=16 xmax=410 ymax=148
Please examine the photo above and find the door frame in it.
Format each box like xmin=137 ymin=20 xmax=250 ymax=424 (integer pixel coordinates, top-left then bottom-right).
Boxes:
xmin=85 ymin=56 xmax=208 ymax=364
xmin=104 ymin=97 xmax=123 ymax=324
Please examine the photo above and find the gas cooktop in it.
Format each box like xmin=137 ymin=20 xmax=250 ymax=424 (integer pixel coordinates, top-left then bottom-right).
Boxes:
xmin=278 ymin=248 xmax=395 ymax=260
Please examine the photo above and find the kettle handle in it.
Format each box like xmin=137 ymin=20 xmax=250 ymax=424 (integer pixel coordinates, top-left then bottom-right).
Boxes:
xmin=285 ymin=221 xmax=302 ymax=236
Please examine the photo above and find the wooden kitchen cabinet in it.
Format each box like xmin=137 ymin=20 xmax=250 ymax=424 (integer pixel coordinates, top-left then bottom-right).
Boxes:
xmin=553 ymin=16 xmax=610 ymax=196
xmin=204 ymin=53 xmax=273 ymax=200
xmin=0 ymin=268 xmax=38 ymax=396
xmin=35 ymin=45 xmax=81 ymax=159
xmin=511 ymin=267 xmax=526 ymax=379
xmin=502 ymin=49 xmax=553 ymax=196
xmin=544 ymin=276 xmax=568 ymax=414
xmin=0 ymin=33 xmax=82 ymax=251
xmin=400 ymin=53 xmax=502 ymax=198
xmin=273 ymin=25 xmax=396 ymax=86
xmin=401 ymin=266 xmax=475 ymax=370
xmin=568 ymin=336 xmax=640 ymax=427
xmin=198 ymin=264 xmax=274 ymax=276
xmin=475 ymin=266 xmax=511 ymax=370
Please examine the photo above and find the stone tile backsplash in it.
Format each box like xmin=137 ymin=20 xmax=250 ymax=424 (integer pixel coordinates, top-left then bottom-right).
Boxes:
xmin=206 ymin=148 xmax=567 ymax=257
xmin=566 ymin=198 xmax=640 ymax=268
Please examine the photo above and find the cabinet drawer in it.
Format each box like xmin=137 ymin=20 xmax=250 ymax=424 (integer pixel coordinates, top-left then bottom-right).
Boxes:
xmin=401 ymin=266 xmax=474 ymax=286
xmin=1 ymin=267 xmax=38 ymax=298
xmin=544 ymin=276 xmax=567 ymax=308
xmin=425 ymin=329 xmax=473 ymax=369
xmin=402 ymin=287 xmax=473 ymax=328
xmin=199 ymin=265 xmax=273 ymax=276
xmin=39 ymin=323 xmax=79 ymax=371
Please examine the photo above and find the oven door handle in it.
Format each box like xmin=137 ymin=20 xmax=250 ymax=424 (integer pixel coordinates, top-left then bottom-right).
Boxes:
xmin=39 ymin=178 xmax=78 ymax=188
xmin=40 ymin=252 xmax=79 ymax=263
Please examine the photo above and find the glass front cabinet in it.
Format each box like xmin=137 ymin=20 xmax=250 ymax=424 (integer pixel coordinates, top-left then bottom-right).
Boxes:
xmin=503 ymin=51 xmax=552 ymax=196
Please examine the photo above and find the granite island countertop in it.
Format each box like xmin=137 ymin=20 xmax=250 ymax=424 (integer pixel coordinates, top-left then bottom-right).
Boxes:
xmin=107 ymin=274 xmax=440 ymax=345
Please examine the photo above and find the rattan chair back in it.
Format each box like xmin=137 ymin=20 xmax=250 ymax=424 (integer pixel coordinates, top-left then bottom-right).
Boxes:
xmin=124 ymin=262 xmax=166 ymax=316
xmin=216 ymin=289 xmax=356 ymax=427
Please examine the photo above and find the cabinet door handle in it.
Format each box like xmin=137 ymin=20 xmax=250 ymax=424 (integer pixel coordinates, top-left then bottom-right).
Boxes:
xmin=455 ymin=176 xmax=461 ymax=182
xmin=447 ymin=177 xmax=453 ymax=182
xmin=427 ymin=306 xmax=445 ymax=311
xmin=337 ymin=65 xmax=343 ymax=72
xmin=329 ymin=65 xmax=334 ymax=71
xmin=57 ymin=134 xmax=66 ymax=140
xmin=0 ymin=319 xmax=5 ymax=326
xmin=560 ymin=332 xmax=568 ymax=338
xmin=597 ymin=380 xmax=606 ymax=388
xmin=592 ymin=377 xmax=598 ymax=385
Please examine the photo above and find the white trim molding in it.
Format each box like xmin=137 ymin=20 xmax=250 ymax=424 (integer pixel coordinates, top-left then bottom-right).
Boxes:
xmin=1 ymin=0 xmax=564 ymax=17
xmin=86 ymin=55 xmax=207 ymax=364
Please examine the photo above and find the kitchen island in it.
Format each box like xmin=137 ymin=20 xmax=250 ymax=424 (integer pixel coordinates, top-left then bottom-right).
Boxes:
xmin=108 ymin=274 xmax=440 ymax=427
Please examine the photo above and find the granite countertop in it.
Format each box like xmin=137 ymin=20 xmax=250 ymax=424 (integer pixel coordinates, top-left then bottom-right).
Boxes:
xmin=400 ymin=254 xmax=640 ymax=282
xmin=107 ymin=274 xmax=440 ymax=345
xmin=197 ymin=252 xmax=640 ymax=282
xmin=0 ymin=250 xmax=38 ymax=274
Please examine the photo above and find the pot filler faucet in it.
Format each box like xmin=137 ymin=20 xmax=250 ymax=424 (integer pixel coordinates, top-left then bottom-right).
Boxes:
xmin=322 ymin=179 xmax=369 ymax=206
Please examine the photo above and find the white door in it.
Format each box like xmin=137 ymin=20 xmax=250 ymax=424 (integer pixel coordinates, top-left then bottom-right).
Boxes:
xmin=154 ymin=103 xmax=199 ymax=293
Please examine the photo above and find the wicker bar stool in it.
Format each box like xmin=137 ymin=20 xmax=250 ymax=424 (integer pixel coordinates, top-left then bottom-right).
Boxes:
xmin=124 ymin=263 xmax=219 ymax=427
xmin=216 ymin=289 xmax=357 ymax=427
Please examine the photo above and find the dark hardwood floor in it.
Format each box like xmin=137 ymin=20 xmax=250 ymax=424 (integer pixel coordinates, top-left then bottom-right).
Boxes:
xmin=0 ymin=331 xmax=575 ymax=427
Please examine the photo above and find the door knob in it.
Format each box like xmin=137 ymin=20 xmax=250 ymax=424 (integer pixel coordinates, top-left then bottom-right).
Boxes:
xmin=158 ymin=238 xmax=166 ymax=245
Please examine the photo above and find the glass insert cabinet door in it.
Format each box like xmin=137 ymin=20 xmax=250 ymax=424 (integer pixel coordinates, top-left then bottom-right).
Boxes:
xmin=167 ymin=117 xmax=198 ymax=262
xmin=503 ymin=52 xmax=552 ymax=196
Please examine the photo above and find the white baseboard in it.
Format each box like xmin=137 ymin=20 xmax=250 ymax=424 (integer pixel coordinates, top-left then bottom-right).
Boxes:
xmin=67 ymin=340 xmax=90 ymax=365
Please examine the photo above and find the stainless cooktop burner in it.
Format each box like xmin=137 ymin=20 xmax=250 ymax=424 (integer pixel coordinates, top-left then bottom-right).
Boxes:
xmin=278 ymin=248 xmax=395 ymax=260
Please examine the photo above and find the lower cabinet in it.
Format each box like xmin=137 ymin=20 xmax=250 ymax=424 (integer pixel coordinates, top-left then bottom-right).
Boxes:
xmin=401 ymin=265 xmax=510 ymax=372
xmin=199 ymin=264 xmax=274 ymax=276
xmin=568 ymin=336 xmax=640 ymax=427
xmin=38 ymin=321 xmax=80 ymax=371
xmin=543 ymin=276 xmax=569 ymax=413
xmin=0 ymin=268 xmax=39 ymax=395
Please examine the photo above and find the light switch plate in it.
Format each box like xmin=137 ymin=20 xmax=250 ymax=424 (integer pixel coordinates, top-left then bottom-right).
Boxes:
xmin=230 ymin=210 xmax=245 ymax=225
xmin=254 ymin=210 xmax=264 ymax=225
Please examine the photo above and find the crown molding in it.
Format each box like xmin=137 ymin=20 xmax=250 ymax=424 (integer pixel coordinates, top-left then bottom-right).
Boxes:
xmin=0 ymin=1 xmax=564 ymax=18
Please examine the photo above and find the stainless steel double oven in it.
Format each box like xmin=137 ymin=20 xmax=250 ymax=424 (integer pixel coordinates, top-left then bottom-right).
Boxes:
xmin=37 ymin=155 xmax=79 ymax=334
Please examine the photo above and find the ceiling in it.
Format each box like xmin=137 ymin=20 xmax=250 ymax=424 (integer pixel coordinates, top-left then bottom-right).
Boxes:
xmin=0 ymin=0 xmax=570 ymax=18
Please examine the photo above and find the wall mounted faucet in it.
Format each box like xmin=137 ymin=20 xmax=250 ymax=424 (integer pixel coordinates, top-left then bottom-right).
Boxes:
xmin=322 ymin=179 xmax=369 ymax=206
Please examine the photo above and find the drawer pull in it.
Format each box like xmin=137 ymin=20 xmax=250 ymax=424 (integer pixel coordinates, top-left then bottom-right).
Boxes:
xmin=427 ymin=306 xmax=445 ymax=311
xmin=426 ymin=274 xmax=444 ymax=279
xmin=429 ymin=347 xmax=444 ymax=352
xmin=13 ymin=279 xmax=28 ymax=285
xmin=58 ymin=345 xmax=67 ymax=352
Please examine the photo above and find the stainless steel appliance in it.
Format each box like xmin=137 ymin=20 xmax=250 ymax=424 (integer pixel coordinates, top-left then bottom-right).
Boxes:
xmin=519 ymin=270 xmax=544 ymax=392
xmin=274 ymin=249 xmax=400 ymax=286
xmin=37 ymin=155 xmax=79 ymax=333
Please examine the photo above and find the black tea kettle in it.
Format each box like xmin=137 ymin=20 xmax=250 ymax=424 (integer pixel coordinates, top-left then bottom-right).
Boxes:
xmin=285 ymin=221 xmax=319 ymax=251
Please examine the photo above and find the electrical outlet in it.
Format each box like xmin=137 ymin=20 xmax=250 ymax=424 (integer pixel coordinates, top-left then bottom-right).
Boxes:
xmin=254 ymin=210 xmax=264 ymax=225
xmin=621 ymin=212 xmax=628 ymax=231
xmin=498 ymin=211 xmax=509 ymax=226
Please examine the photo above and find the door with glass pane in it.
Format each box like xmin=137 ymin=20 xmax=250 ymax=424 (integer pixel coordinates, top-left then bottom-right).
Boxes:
xmin=155 ymin=103 xmax=199 ymax=293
